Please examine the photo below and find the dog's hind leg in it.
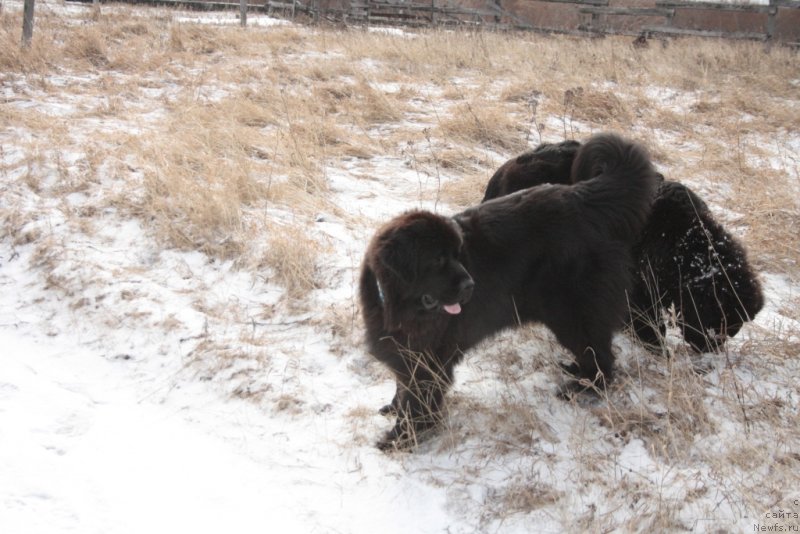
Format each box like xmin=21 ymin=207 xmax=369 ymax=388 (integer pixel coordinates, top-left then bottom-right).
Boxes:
xmin=573 ymin=341 xmax=614 ymax=388
xmin=550 ymin=321 xmax=615 ymax=395
xmin=628 ymin=307 xmax=668 ymax=354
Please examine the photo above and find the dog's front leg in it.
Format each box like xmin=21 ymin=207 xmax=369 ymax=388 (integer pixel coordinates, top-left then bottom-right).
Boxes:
xmin=378 ymin=383 xmax=401 ymax=416
xmin=377 ymin=359 xmax=452 ymax=451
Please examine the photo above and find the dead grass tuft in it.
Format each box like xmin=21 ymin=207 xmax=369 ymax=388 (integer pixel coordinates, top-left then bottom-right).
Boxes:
xmin=725 ymin=160 xmax=800 ymax=272
xmin=134 ymin=97 xmax=272 ymax=259
xmin=490 ymin=483 xmax=564 ymax=520
xmin=439 ymin=169 xmax=493 ymax=209
xmin=168 ymin=23 xmax=243 ymax=55
xmin=355 ymin=77 xmax=405 ymax=124
xmin=596 ymin=346 xmax=715 ymax=461
xmin=322 ymin=300 xmax=360 ymax=357
xmin=563 ymin=86 xmax=631 ymax=127
xmin=261 ymin=223 xmax=324 ymax=302
xmin=0 ymin=13 xmax=57 ymax=72
xmin=65 ymin=26 xmax=110 ymax=68
xmin=438 ymin=98 xmax=528 ymax=153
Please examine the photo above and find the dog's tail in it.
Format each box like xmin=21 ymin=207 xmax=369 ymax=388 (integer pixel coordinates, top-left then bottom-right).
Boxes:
xmin=571 ymin=132 xmax=660 ymax=243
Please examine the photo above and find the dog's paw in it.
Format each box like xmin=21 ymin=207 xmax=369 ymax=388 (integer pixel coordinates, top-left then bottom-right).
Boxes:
xmin=376 ymin=426 xmax=415 ymax=452
xmin=559 ymin=361 xmax=581 ymax=377
xmin=556 ymin=376 xmax=606 ymax=401
xmin=375 ymin=418 xmax=440 ymax=452
xmin=378 ymin=404 xmax=397 ymax=417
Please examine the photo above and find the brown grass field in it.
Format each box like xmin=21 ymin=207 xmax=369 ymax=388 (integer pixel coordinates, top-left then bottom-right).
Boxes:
xmin=2 ymin=1 xmax=799 ymax=531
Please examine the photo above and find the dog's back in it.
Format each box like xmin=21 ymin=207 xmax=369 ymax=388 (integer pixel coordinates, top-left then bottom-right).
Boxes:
xmin=570 ymin=133 xmax=660 ymax=244
xmin=482 ymin=140 xmax=578 ymax=202
xmin=483 ymin=134 xmax=658 ymax=245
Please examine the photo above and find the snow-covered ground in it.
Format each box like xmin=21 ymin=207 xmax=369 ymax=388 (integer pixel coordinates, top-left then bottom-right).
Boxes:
xmin=0 ymin=326 xmax=454 ymax=534
xmin=0 ymin=154 xmax=455 ymax=533
xmin=2 ymin=2 xmax=800 ymax=533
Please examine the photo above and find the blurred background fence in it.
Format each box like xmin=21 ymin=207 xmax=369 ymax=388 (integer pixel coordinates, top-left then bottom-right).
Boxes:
xmin=66 ymin=0 xmax=800 ymax=43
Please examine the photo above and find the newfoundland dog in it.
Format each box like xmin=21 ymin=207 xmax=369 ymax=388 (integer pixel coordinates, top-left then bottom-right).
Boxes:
xmin=360 ymin=133 xmax=659 ymax=450
xmin=483 ymin=139 xmax=764 ymax=353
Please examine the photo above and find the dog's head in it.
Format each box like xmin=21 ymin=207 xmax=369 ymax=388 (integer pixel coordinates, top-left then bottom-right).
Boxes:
xmin=367 ymin=211 xmax=474 ymax=330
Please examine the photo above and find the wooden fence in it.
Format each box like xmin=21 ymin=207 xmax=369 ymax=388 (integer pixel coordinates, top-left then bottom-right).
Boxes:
xmin=65 ymin=0 xmax=800 ymax=44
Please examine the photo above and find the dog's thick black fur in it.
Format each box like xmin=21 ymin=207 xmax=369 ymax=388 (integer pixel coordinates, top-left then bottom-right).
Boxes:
xmin=360 ymin=133 xmax=659 ymax=450
xmin=629 ymin=182 xmax=765 ymax=351
xmin=481 ymin=140 xmax=581 ymax=202
xmin=483 ymin=139 xmax=764 ymax=353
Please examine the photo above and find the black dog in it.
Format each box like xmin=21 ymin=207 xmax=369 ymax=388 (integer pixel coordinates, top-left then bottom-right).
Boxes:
xmin=483 ymin=139 xmax=764 ymax=353
xmin=482 ymin=140 xmax=581 ymax=202
xmin=360 ymin=133 xmax=659 ymax=449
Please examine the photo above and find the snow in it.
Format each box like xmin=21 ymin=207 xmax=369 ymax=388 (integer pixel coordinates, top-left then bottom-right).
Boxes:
xmin=174 ymin=13 xmax=291 ymax=27
xmin=0 ymin=329 xmax=453 ymax=534
xmin=2 ymin=2 xmax=800 ymax=533
xmin=0 ymin=150 xmax=459 ymax=532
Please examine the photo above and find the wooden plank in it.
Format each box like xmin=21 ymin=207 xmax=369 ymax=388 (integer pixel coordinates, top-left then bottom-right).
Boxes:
xmin=534 ymin=0 xmax=608 ymax=5
xmin=655 ymin=1 xmax=776 ymax=14
xmin=643 ymin=25 xmax=768 ymax=40
xmin=487 ymin=2 xmax=533 ymax=29
xmin=110 ymin=0 xmax=261 ymax=12
xmin=364 ymin=2 xmax=454 ymax=12
xmin=579 ymin=6 xmax=674 ymax=17
xmin=362 ymin=2 xmax=501 ymax=19
xmin=442 ymin=7 xmax=503 ymax=17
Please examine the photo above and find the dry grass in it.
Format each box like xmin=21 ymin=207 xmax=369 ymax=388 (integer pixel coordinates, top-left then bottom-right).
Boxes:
xmin=3 ymin=5 xmax=800 ymax=529
xmin=2 ymin=8 xmax=796 ymax=312
xmin=595 ymin=346 xmax=716 ymax=461
xmin=260 ymin=222 xmax=325 ymax=302
xmin=134 ymin=97 xmax=271 ymax=259
xmin=438 ymin=97 xmax=530 ymax=153
xmin=563 ymin=86 xmax=632 ymax=127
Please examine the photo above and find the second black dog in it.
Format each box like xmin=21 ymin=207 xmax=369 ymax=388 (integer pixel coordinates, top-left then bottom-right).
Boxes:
xmin=483 ymin=139 xmax=764 ymax=353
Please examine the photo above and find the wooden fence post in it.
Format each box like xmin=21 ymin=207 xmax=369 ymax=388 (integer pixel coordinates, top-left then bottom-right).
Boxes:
xmin=240 ymin=0 xmax=247 ymax=27
xmin=22 ymin=0 xmax=35 ymax=48
xmin=766 ymin=0 xmax=777 ymax=41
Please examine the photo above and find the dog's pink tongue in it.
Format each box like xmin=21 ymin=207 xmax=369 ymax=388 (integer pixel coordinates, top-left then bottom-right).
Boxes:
xmin=443 ymin=303 xmax=462 ymax=315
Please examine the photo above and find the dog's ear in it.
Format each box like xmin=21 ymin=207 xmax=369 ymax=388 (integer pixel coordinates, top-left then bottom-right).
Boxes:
xmin=376 ymin=228 xmax=417 ymax=284
xmin=370 ymin=225 xmax=420 ymax=331
xmin=360 ymin=263 xmax=400 ymax=331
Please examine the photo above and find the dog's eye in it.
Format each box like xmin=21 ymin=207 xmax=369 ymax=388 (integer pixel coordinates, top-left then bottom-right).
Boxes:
xmin=421 ymin=294 xmax=438 ymax=310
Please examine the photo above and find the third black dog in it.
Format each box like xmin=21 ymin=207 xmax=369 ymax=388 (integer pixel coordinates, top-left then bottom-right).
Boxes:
xmin=483 ymin=139 xmax=764 ymax=353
